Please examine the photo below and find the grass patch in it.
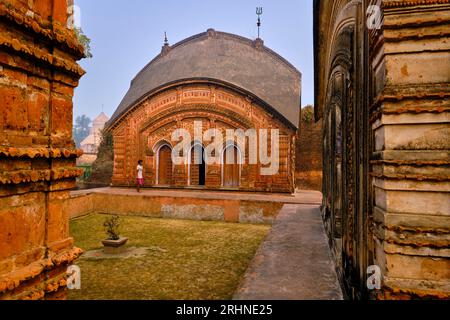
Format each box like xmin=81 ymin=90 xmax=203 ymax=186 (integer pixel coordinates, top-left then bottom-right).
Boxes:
xmin=68 ymin=214 xmax=270 ymax=300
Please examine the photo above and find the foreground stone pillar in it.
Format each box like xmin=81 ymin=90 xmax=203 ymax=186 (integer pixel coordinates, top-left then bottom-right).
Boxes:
xmin=371 ymin=1 xmax=450 ymax=299
xmin=0 ymin=0 xmax=85 ymax=299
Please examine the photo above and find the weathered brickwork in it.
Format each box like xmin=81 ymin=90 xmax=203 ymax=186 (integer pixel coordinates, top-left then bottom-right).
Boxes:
xmin=0 ymin=0 xmax=84 ymax=299
xmin=314 ymin=0 xmax=450 ymax=299
xmin=371 ymin=0 xmax=450 ymax=299
xmin=109 ymin=83 xmax=297 ymax=193
xmin=296 ymin=107 xmax=323 ymax=191
xmin=67 ymin=190 xmax=284 ymax=225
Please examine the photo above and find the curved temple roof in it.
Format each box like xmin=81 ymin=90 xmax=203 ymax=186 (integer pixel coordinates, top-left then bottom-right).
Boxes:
xmin=109 ymin=29 xmax=302 ymax=128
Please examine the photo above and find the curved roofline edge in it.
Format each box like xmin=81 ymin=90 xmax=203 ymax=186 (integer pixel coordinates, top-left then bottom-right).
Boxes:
xmin=106 ymin=78 xmax=300 ymax=132
xmin=130 ymin=30 xmax=302 ymax=86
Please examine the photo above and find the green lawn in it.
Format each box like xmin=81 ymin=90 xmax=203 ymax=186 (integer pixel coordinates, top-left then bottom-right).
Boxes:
xmin=68 ymin=214 xmax=270 ymax=300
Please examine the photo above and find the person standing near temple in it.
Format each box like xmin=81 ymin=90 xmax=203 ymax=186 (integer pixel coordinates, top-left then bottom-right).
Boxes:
xmin=136 ymin=160 xmax=144 ymax=192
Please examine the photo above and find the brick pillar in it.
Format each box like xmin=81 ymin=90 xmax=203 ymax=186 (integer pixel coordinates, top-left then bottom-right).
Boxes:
xmin=0 ymin=0 xmax=85 ymax=299
xmin=371 ymin=1 xmax=450 ymax=299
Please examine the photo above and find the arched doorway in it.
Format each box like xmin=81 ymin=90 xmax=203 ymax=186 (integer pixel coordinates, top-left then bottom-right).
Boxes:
xmin=189 ymin=144 xmax=206 ymax=186
xmin=157 ymin=144 xmax=173 ymax=186
xmin=222 ymin=145 xmax=241 ymax=188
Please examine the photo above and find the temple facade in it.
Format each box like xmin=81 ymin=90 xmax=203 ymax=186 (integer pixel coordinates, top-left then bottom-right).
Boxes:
xmin=107 ymin=30 xmax=302 ymax=193
xmin=314 ymin=0 xmax=450 ymax=299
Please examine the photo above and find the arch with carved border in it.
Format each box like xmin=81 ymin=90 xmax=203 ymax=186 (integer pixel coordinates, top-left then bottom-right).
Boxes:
xmin=153 ymin=140 xmax=174 ymax=186
xmin=221 ymin=142 xmax=244 ymax=188
xmin=139 ymin=105 xmax=255 ymax=136
xmin=187 ymin=141 xmax=206 ymax=187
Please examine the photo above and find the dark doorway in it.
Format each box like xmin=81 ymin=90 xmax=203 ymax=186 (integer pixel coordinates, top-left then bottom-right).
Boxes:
xmin=190 ymin=145 xmax=206 ymax=186
xmin=199 ymin=155 xmax=206 ymax=186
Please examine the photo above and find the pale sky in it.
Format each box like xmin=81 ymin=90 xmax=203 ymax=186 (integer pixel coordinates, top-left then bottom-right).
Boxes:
xmin=73 ymin=0 xmax=314 ymax=121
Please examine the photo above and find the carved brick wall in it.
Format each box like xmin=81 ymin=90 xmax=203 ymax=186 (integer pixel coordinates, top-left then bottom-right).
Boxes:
xmin=109 ymin=83 xmax=296 ymax=193
xmin=315 ymin=0 xmax=450 ymax=299
xmin=0 ymin=0 xmax=84 ymax=300
xmin=370 ymin=0 xmax=450 ymax=299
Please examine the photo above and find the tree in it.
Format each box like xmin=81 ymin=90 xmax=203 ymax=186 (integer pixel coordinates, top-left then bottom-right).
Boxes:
xmin=302 ymin=105 xmax=315 ymax=124
xmin=74 ymin=28 xmax=93 ymax=58
xmin=73 ymin=115 xmax=92 ymax=148
xmin=87 ymin=129 xmax=114 ymax=186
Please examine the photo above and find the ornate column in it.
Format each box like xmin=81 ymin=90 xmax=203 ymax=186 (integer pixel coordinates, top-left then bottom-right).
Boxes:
xmin=370 ymin=0 xmax=450 ymax=299
xmin=0 ymin=0 xmax=85 ymax=299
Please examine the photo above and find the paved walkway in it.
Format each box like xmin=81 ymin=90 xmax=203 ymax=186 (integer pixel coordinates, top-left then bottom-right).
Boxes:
xmin=234 ymin=204 xmax=343 ymax=300
xmin=71 ymin=187 xmax=323 ymax=205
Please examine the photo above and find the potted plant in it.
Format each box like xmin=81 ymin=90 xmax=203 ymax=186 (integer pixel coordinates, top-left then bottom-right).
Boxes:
xmin=102 ymin=215 xmax=128 ymax=253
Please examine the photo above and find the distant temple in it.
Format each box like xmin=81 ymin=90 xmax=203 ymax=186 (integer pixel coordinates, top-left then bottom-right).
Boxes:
xmin=78 ymin=112 xmax=110 ymax=165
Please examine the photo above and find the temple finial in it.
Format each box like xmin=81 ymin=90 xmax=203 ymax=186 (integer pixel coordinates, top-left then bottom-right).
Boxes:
xmin=161 ymin=31 xmax=171 ymax=56
xmin=256 ymin=7 xmax=263 ymax=39
xmin=164 ymin=31 xmax=169 ymax=46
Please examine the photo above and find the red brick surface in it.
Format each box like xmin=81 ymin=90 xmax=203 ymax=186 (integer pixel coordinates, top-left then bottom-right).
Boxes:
xmin=296 ymin=108 xmax=323 ymax=191
xmin=0 ymin=0 xmax=84 ymax=300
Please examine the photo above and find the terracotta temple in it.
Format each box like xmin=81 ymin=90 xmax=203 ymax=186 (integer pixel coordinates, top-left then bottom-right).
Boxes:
xmin=106 ymin=30 xmax=303 ymax=193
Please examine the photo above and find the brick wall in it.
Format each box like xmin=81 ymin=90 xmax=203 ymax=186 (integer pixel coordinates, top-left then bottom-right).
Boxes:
xmin=0 ymin=0 xmax=85 ymax=300
xmin=295 ymin=107 xmax=323 ymax=191
xmin=67 ymin=190 xmax=283 ymax=224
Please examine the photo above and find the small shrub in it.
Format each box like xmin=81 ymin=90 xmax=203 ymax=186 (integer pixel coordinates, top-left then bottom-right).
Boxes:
xmin=103 ymin=215 xmax=121 ymax=240
xmin=302 ymin=105 xmax=315 ymax=124
xmin=87 ymin=129 xmax=114 ymax=186
xmin=74 ymin=28 xmax=93 ymax=58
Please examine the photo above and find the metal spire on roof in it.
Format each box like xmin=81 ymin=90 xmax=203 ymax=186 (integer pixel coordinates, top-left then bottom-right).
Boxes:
xmin=164 ymin=31 xmax=169 ymax=46
xmin=161 ymin=31 xmax=171 ymax=56
xmin=256 ymin=7 xmax=263 ymax=39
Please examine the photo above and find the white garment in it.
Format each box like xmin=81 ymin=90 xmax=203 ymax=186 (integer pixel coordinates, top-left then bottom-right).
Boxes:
xmin=137 ymin=164 xmax=143 ymax=179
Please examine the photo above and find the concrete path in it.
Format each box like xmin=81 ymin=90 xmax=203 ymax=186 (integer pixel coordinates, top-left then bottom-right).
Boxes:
xmin=71 ymin=187 xmax=323 ymax=205
xmin=234 ymin=204 xmax=343 ymax=300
